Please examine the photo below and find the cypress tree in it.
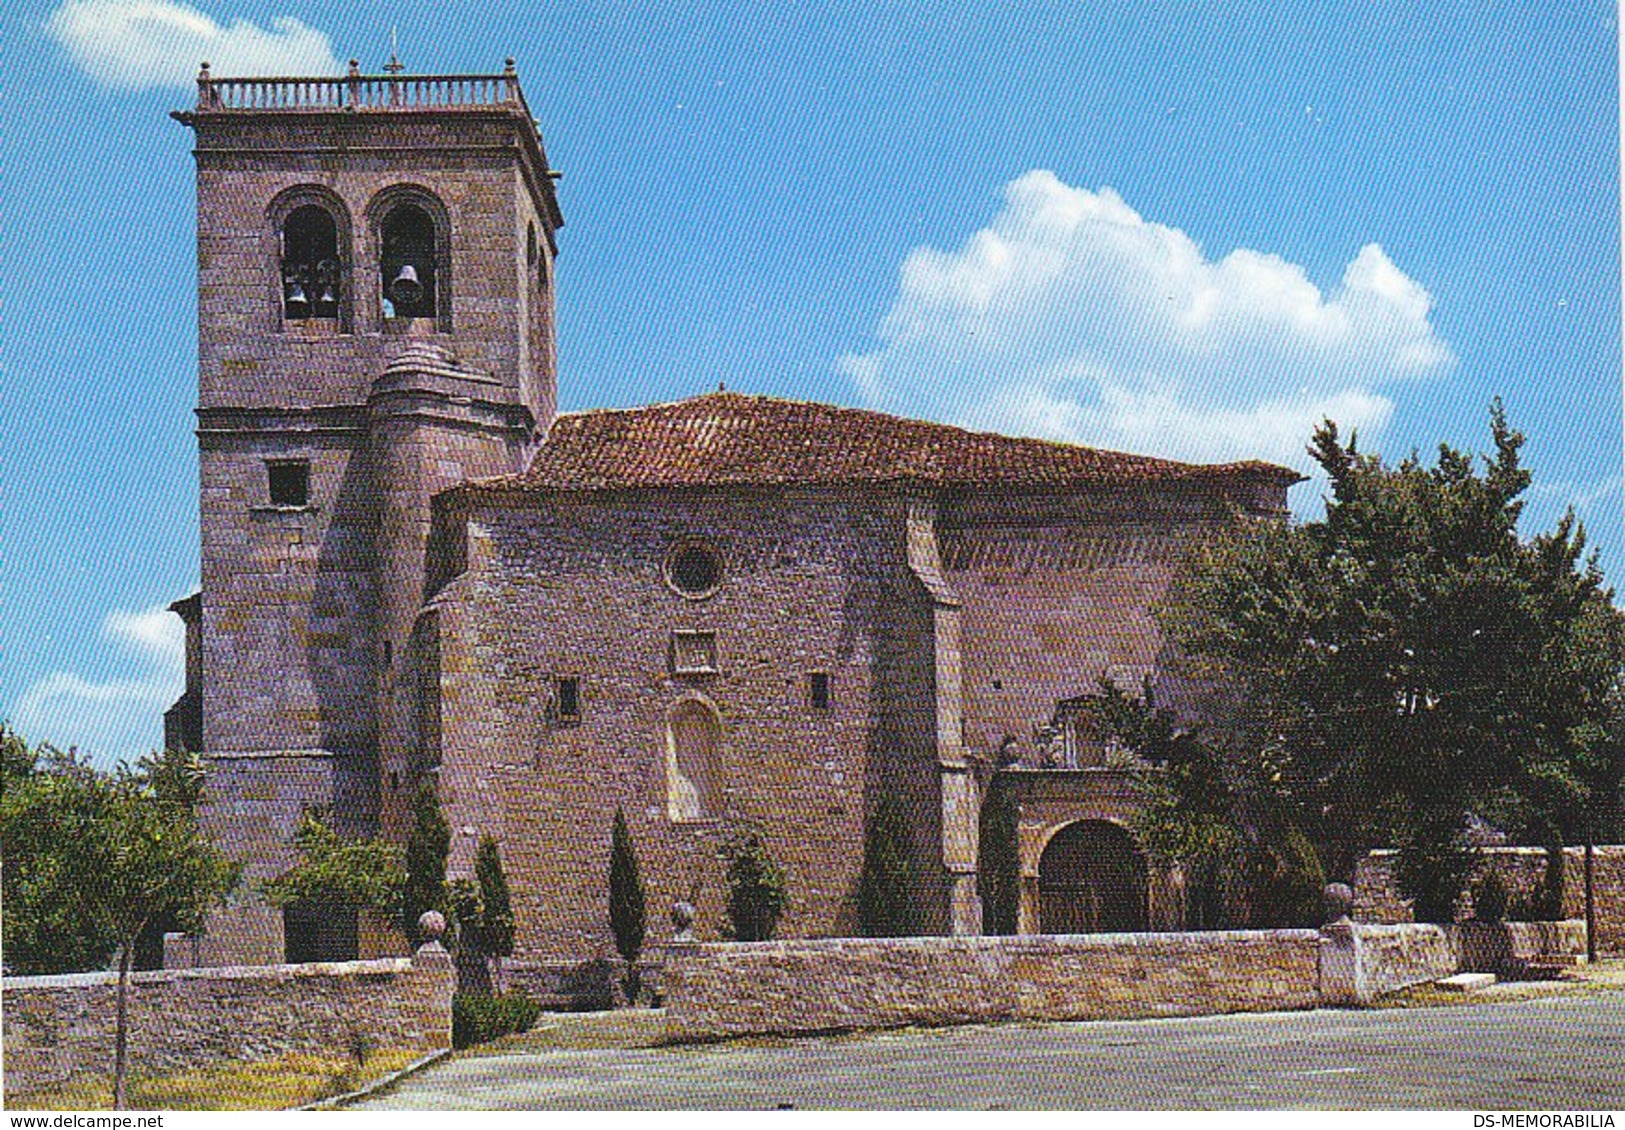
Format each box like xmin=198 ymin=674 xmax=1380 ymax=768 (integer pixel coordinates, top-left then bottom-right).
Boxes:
xmin=608 ymin=807 xmax=647 ymax=964
xmin=402 ymin=779 xmax=449 ymax=946
xmin=474 ymin=835 xmax=515 ymax=958
xmin=857 ymin=793 xmax=917 ymax=936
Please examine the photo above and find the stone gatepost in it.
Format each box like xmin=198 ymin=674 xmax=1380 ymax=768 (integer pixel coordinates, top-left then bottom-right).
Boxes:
xmin=412 ymin=910 xmax=456 ymax=1048
xmin=1317 ymin=882 xmax=1360 ymax=1006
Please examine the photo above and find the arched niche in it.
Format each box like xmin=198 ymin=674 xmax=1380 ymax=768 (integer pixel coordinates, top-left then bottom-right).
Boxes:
xmin=666 ymin=696 xmax=721 ymax=822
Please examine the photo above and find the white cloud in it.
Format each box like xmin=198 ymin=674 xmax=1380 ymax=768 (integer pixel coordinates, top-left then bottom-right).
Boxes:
xmin=46 ymin=0 xmax=341 ymax=91
xmin=11 ymin=603 xmax=186 ymax=767
xmin=840 ymin=169 xmax=1453 ymax=476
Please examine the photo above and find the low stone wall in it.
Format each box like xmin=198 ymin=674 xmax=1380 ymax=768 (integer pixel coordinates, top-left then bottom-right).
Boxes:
xmin=501 ymin=956 xmax=664 ymax=1010
xmin=662 ymin=930 xmax=1324 ymax=1041
xmin=1319 ymin=922 xmax=1455 ymax=1005
xmin=2 ymin=948 xmax=454 ymax=1100
xmin=1354 ymin=845 xmax=1625 ymax=953
xmin=1451 ymin=920 xmax=1588 ymax=973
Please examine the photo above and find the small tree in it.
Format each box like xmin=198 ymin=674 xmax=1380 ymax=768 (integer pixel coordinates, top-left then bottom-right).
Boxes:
xmin=101 ymin=783 xmax=238 ymax=1108
xmin=857 ymin=793 xmax=916 ymax=936
xmin=474 ymin=836 xmax=515 ymax=963
xmin=402 ymin=779 xmax=450 ymax=946
xmin=0 ymin=735 xmax=238 ymax=1108
xmin=262 ymin=811 xmax=406 ymax=920
xmin=608 ymin=807 xmax=647 ymax=1002
xmin=449 ymin=836 xmax=516 ymax=992
xmin=725 ymin=831 xmax=788 ymax=942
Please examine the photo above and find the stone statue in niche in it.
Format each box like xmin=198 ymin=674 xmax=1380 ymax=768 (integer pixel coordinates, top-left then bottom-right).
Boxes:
xmin=670 ymin=900 xmax=697 ymax=943
xmin=1032 ymin=722 xmax=1064 ymax=769
xmin=996 ymin=734 xmax=1022 ymax=768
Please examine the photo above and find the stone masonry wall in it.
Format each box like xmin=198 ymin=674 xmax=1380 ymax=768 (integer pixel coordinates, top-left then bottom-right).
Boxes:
xmin=191 ymin=112 xmax=556 ymax=411
xmin=195 ymin=752 xmax=379 ymax=966
xmin=941 ymin=488 xmax=1272 ymax=766
xmin=1 ymin=952 xmax=454 ymax=1100
xmin=430 ymin=486 xmax=930 ymax=960
xmin=662 ymin=930 xmax=1323 ymax=1040
xmin=1354 ymin=845 xmax=1625 ymax=953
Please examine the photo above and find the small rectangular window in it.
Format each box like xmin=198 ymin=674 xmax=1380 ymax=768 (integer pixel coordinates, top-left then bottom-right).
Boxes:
xmin=556 ymin=676 xmax=580 ymax=722
xmin=810 ymin=671 xmax=831 ymax=710
xmin=268 ymin=461 xmax=310 ymax=507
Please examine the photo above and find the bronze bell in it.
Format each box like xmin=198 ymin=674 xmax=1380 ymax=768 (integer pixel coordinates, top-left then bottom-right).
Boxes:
xmin=388 ymin=263 xmax=424 ymax=308
xmin=284 ymin=281 xmax=310 ymax=318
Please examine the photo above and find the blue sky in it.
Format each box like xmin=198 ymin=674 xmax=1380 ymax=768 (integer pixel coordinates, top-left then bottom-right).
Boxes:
xmin=2 ymin=1 xmax=1619 ymax=766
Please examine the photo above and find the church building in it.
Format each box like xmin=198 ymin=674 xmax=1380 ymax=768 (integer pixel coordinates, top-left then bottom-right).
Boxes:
xmin=167 ymin=61 xmax=1298 ymax=969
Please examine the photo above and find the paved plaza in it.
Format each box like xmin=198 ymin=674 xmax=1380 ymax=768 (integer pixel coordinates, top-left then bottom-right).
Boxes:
xmin=359 ymin=990 xmax=1625 ymax=1109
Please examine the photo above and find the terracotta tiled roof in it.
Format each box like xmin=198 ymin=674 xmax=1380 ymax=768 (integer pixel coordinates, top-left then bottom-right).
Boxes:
xmin=473 ymin=392 xmax=1300 ymax=493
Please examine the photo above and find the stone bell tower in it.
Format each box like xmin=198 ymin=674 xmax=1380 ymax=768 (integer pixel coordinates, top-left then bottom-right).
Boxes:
xmin=173 ymin=58 xmax=562 ymax=963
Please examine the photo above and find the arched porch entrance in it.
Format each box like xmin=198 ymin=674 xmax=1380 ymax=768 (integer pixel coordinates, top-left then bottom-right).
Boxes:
xmin=1037 ymin=819 xmax=1148 ymax=934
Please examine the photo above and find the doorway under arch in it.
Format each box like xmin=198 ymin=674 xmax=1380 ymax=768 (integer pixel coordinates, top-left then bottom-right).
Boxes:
xmin=1037 ymin=819 xmax=1148 ymax=935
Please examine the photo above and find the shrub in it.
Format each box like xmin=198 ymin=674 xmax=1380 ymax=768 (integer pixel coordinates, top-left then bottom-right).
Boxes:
xmin=448 ymin=837 xmax=517 ymax=960
xmin=1250 ymin=825 xmax=1326 ymax=928
xmin=1471 ymin=870 xmax=1509 ymax=923
xmin=1393 ymin=813 xmax=1477 ymax=924
xmin=451 ymin=990 xmax=541 ymax=1049
xmin=725 ymin=831 xmax=788 ymax=942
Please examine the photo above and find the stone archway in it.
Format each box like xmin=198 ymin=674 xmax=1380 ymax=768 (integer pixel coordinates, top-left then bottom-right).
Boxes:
xmin=1037 ymin=819 xmax=1148 ymax=935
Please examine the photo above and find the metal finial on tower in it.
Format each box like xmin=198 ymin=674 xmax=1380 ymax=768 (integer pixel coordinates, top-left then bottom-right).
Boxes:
xmin=383 ymin=27 xmax=405 ymax=75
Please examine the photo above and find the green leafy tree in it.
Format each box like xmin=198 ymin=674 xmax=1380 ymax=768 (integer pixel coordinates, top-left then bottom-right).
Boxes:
xmin=1160 ymin=403 xmax=1625 ymax=920
xmin=608 ymin=807 xmax=647 ymax=967
xmin=98 ymin=779 xmax=239 ymax=1108
xmin=261 ymin=810 xmax=406 ymax=917
xmin=724 ymin=830 xmax=788 ymax=942
xmin=2 ymin=721 xmax=36 ymax=785
xmin=1 ymin=740 xmax=118 ymax=975
xmin=1 ymin=738 xmax=238 ymax=1108
xmin=856 ymin=793 xmax=917 ymax=936
xmin=402 ymin=778 xmax=450 ymax=945
xmin=133 ymin=746 xmax=206 ymax=810
xmin=1091 ymin=678 xmax=1317 ymax=929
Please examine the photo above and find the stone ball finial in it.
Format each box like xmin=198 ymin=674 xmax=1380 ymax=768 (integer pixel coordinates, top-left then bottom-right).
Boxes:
xmin=671 ymin=900 xmax=696 ymax=944
xmin=417 ymin=909 xmax=447 ymax=944
xmin=1323 ymin=882 xmax=1354 ymax=924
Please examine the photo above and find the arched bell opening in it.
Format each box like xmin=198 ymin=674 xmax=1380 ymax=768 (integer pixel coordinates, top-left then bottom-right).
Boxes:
xmin=280 ymin=205 xmax=342 ymax=321
xmin=380 ymin=202 xmax=439 ymax=320
xmin=267 ymin=186 xmax=353 ymax=331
